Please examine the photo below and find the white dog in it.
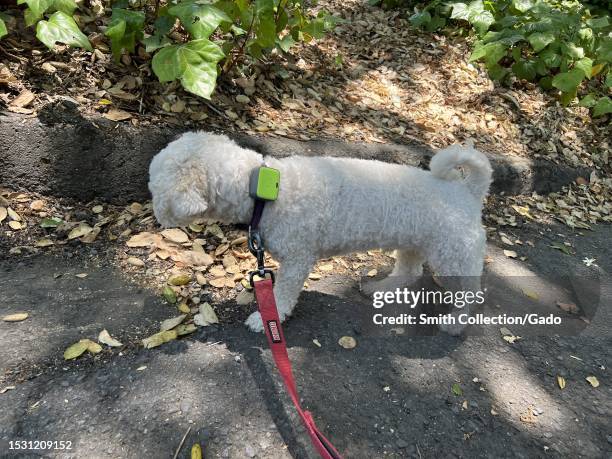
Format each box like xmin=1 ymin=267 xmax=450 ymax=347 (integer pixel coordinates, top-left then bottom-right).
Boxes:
xmin=149 ymin=132 xmax=492 ymax=335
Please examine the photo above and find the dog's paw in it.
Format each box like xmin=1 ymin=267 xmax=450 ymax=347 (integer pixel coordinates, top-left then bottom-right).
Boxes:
xmin=437 ymin=317 xmax=467 ymax=336
xmin=245 ymin=311 xmax=265 ymax=333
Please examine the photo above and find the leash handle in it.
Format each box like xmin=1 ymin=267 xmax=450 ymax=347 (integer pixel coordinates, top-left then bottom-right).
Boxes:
xmin=253 ymin=279 xmax=343 ymax=459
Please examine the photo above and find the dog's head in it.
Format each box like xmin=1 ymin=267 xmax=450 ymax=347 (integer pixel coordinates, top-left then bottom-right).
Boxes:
xmin=148 ymin=132 xmax=212 ymax=228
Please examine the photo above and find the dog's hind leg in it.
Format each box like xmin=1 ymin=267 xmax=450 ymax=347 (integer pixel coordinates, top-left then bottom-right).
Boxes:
xmin=362 ymin=249 xmax=424 ymax=295
xmin=245 ymin=256 xmax=315 ymax=332
xmin=429 ymin=246 xmax=484 ymax=336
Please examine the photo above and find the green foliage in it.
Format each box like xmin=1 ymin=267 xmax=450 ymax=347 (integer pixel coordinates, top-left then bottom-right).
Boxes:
xmin=17 ymin=0 xmax=77 ymax=27
xmin=397 ymin=0 xmax=612 ymax=117
xmin=152 ymin=39 xmax=225 ymax=99
xmin=105 ymin=9 xmax=145 ymax=61
xmin=1 ymin=0 xmax=337 ymax=99
xmin=0 ymin=17 xmax=7 ymax=39
xmin=36 ymin=11 xmax=92 ymax=51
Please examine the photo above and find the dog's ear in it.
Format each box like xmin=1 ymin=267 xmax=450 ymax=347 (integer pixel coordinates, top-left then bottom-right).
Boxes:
xmin=169 ymin=187 xmax=208 ymax=224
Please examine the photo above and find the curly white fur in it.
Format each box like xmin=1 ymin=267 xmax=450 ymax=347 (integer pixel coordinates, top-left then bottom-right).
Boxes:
xmin=149 ymin=132 xmax=493 ymax=335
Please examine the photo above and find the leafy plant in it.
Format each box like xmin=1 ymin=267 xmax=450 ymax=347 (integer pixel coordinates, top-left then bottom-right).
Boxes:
xmin=0 ymin=0 xmax=337 ymax=99
xmin=0 ymin=16 xmax=8 ymax=39
xmin=105 ymin=8 xmax=146 ymax=61
xmin=402 ymin=0 xmax=612 ymax=117
xmin=36 ymin=11 xmax=92 ymax=51
xmin=17 ymin=0 xmax=77 ymax=27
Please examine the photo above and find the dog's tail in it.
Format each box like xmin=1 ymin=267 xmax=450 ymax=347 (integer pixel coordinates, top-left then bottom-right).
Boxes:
xmin=429 ymin=140 xmax=493 ymax=200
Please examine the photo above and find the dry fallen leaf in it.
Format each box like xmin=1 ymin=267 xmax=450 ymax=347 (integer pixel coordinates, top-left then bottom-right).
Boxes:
xmin=104 ymin=108 xmax=132 ymax=121
xmin=127 ymin=257 xmax=145 ymax=268
xmin=557 ymin=375 xmax=566 ymax=389
xmin=10 ymin=89 xmax=35 ymax=108
xmin=193 ymin=303 xmax=219 ymax=326
xmin=126 ymin=232 xmax=162 ymax=247
xmin=313 ymin=339 xmax=322 ymax=347
xmin=556 ymin=301 xmax=579 ymax=314
xmin=585 ymin=376 xmax=599 ymax=388
xmin=63 ymin=341 xmax=89 ymax=360
xmin=162 ymin=228 xmax=189 ymax=244
xmin=92 ymin=205 xmax=104 ymax=214
xmin=0 ymin=386 xmax=16 ymax=394
xmin=98 ymin=329 xmax=123 ymax=347
xmin=7 ymin=207 xmax=21 ymax=221
xmin=0 ymin=207 xmax=7 ymax=223
xmin=142 ymin=330 xmax=178 ymax=349
xmin=35 ymin=238 xmax=54 ymax=247
xmin=191 ymin=443 xmax=203 ymax=459
xmin=503 ymin=250 xmax=518 ymax=258
xmin=367 ymin=269 xmax=378 ymax=277
xmin=520 ymin=406 xmax=537 ymax=424
xmin=236 ymin=289 xmax=254 ymax=305
xmin=160 ymin=314 xmax=186 ymax=332
xmin=168 ymin=273 xmax=191 ymax=286
xmin=29 ymin=200 xmax=44 ymax=211
xmin=163 ymin=286 xmax=177 ymax=304
xmin=178 ymin=303 xmax=191 ymax=313
xmin=2 ymin=312 xmax=28 ymax=322
xmin=522 ymin=289 xmax=539 ymax=300
xmin=75 ymin=273 xmax=88 ymax=278
xmin=68 ymin=224 xmax=93 ymax=240
xmin=8 ymin=221 xmax=22 ymax=230
xmin=176 ymin=324 xmax=197 ymax=336
xmin=338 ymin=336 xmax=357 ymax=349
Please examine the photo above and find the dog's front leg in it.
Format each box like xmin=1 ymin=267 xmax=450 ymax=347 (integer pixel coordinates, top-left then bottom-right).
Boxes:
xmin=245 ymin=257 xmax=315 ymax=332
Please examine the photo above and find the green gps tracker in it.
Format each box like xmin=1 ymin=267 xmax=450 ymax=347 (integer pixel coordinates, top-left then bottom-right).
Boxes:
xmin=249 ymin=167 xmax=280 ymax=201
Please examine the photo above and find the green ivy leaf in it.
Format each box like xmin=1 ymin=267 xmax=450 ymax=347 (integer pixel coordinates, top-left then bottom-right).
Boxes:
xmin=527 ymin=32 xmax=555 ymax=52
xmin=36 ymin=11 xmax=92 ymax=51
xmin=593 ymin=96 xmax=612 ymax=117
xmin=18 ymin=0 xmax=52 ymax=26
xmin=256 ymin=13 xmax=276 ymax=46
xmin=552 ymin=68 xmax=583 ymax=93
xmin=561 ymin=42 xmax=584 ymax=60
xmin=605 ymin=72 xmax=612 ymax=89
xmin=152 ymin=38 xmax=225 ymax=99
xmin=450 ymin=3 xmax=469 ymax=21
xmin=277 ymin=34 xmax=294 ymax=53
xmin=470 ymin=10 xmax=495 ymax=36
xmin=0 ymin=17 xmax=7 ymax=38
xmin=470 ymin=41 xmax=506 ymax=65
xmin=409 ymin=11 xmax=431 ymax=27
xmin=104 ymin=9 xmax=144 ymax=61
xmin=512 ymin=0 xmax=534 ymax=13
xmin=540 ymin=48 xmax=561 ymax=68
xmin=596 ymin=39 xmax=612 ymax=63
xmin=574 ymin=57 xmax=593 ymax=79
xmin=168 ymin=1 xmax=230 ymax=39
xmin=53 ymin=0 xmax=77 ymax=15
xmin=586 ymin=17 xmax=609 ymax=30
xmin=559 ymin=88 xmax=577 ymax=106
xmin=512 ymin=60 xmax=537 ymax=81
xmin=579 ymin=94 xmax=597 ymax=108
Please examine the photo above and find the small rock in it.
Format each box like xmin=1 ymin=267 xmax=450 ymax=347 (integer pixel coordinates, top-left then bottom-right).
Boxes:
xmin=245 ymin=444 xmax=256 ymax=458
xmin=397 ymin=439 xmax=409 ymax=448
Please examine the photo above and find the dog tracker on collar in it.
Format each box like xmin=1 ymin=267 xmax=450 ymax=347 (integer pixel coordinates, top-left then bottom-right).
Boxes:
xmin=249 ymin=167 xmax=280 ymax=201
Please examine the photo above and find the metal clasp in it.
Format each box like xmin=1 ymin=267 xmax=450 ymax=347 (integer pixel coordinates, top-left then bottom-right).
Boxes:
xmin=248 ymin=226 xmax=274 ymax=287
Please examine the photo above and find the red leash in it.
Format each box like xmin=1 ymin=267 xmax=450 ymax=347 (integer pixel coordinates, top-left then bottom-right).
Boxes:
xmin=253 ymin=278 xmax=343 ymax=459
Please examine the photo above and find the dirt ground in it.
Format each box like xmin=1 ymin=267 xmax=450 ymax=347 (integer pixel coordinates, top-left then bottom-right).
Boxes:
xmin=1 ymin=219 xmax=610 ymax=458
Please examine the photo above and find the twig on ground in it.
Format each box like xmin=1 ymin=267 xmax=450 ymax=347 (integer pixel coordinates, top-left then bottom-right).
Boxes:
xmin=172 ymin=425 xmax=192 ymax=459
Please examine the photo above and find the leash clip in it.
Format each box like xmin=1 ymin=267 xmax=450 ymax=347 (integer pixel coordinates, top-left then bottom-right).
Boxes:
xmin=248 ymin=226 xmax=275 ymax=287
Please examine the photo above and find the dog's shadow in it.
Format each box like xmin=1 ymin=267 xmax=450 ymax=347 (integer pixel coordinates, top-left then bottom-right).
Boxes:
xmin=213 ymin=286 xmax=462 ymax=458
